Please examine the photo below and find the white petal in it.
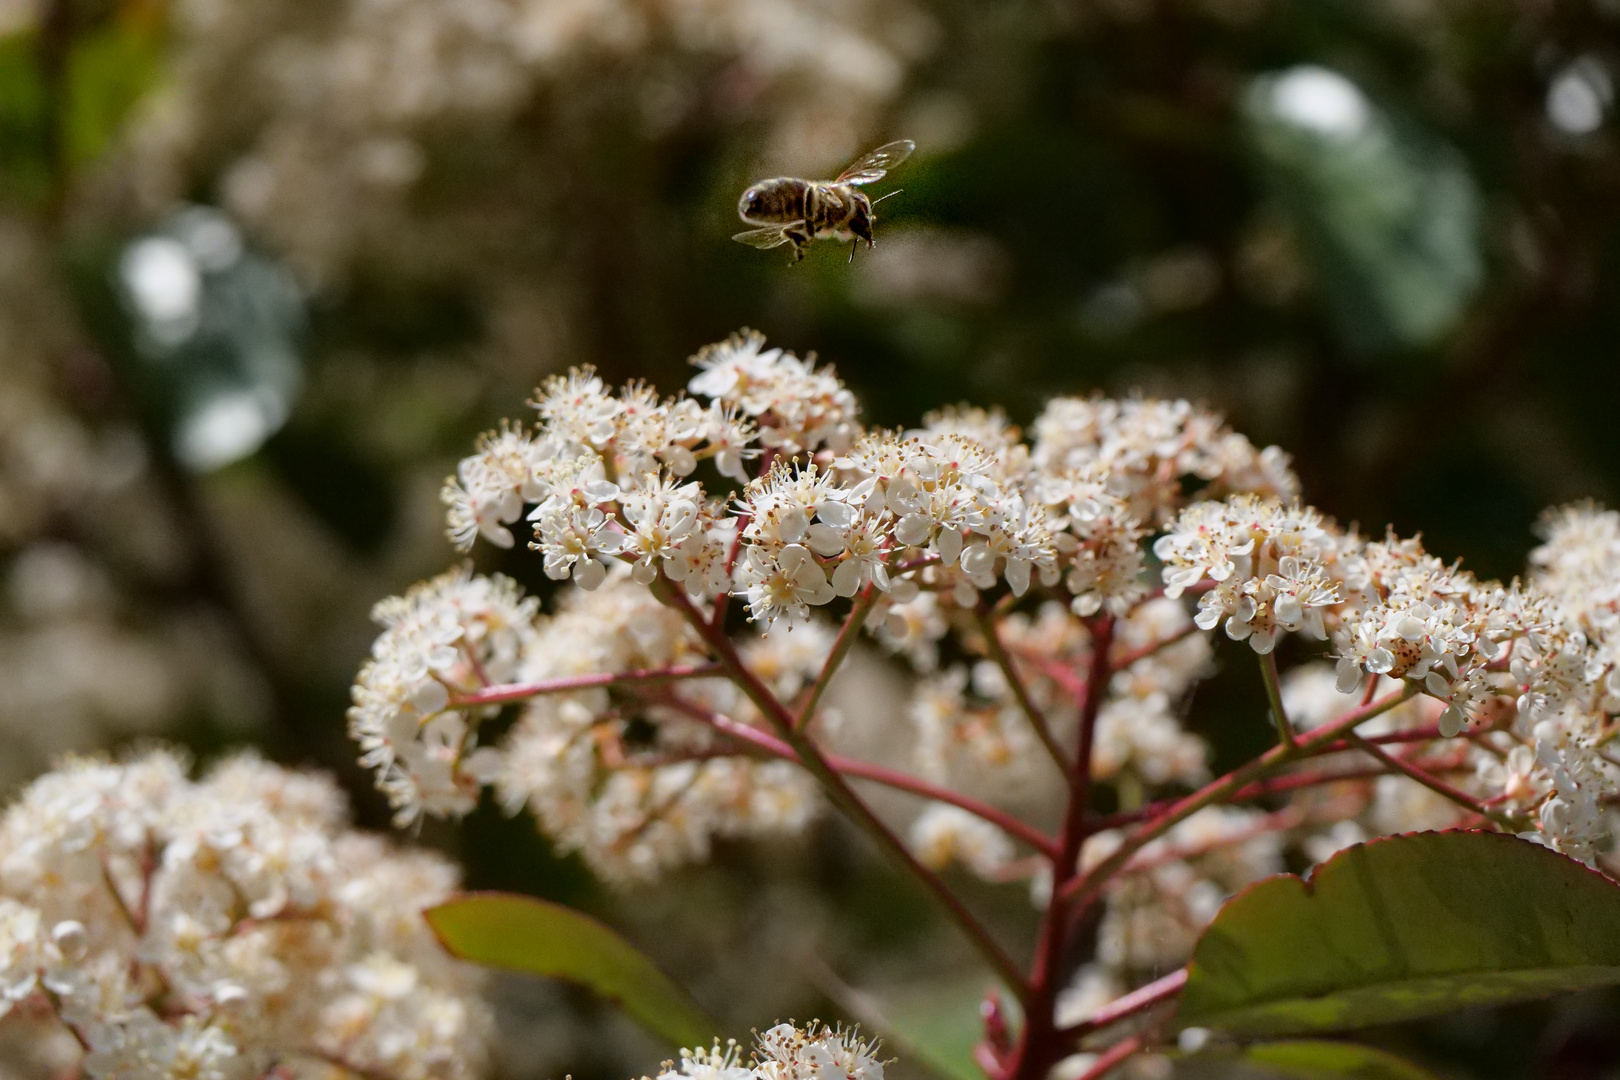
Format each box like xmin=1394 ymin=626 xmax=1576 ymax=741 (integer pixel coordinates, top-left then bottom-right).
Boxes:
xmin=575 ymin=558 xmax=607 ymax=591
xmin=780 ymin=508 xmax=810 ymax=544
xmin=1005 ymin=558 xmax=1032 ymax=597
xmin=960 ymin=542 xmax=993 ymax=576
xmin=778 ymin=544 xmax=814 ymax=573
xmin=806 ymin=524 xmax=847 ymax=558
xmin=895 ymin=514 xmax=932 ymax=547
xmin=817 ymin=501 xmax=856 ymax=528
xmin=832 ymin=559 xmax=864 ymax=597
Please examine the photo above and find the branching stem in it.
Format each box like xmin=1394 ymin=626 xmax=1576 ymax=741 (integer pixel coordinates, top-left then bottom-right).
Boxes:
xmin=661 ymin=697 xmax=1060 ymax=858
xmin=1062 ymin=684 xmax=1419 ymax=915
xmin=1343 ymin=733 xmax=1524 ymax=830
xmin=1003 ymin=616 xmax=1114 ymax=1080
xmin=658 ymin=581 xmax=1029 ymax=997
xmin=1058 ymin=968 xmax=1187 ymax=1041
xmin=447 ymin=664 xmax=722 ymax=708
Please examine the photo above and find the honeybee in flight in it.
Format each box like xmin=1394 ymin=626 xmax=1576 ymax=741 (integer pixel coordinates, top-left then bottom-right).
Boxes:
xmin=733 ymin=139 xmax=915 ymax=264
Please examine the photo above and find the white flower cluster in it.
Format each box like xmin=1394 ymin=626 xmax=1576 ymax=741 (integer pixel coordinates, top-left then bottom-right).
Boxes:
xmin=368 ymin=332 xmax=1302 ymax=880
xmin=1332 ymin=535 xmax=1537 ymax=738
xmin=0 ymin=750 xmax=489 ymax=1079
xmin=368 ymin=330 xmax=1620 ymax=888
xmin=909 ymin=803 xmax=1016 ymax=880
xmin=1030 ymin=396 xmax=1299 ymax=619
xmin=353 ymin=565 xmax=821 ymax=880
xmin=1529 ymin=503 xmax=1620 ymax=718
xmin=1154 ymin=494 xmax=1592 ymax=745
xmin=437 ymin=333 xmax=1298 ymax=637
xmin=649 ymin=1023 xmax=885 ymax=1080
xmin=1155 ymin=495 xmax=1345 ymax=652
xmin=492 ymin=577 xmax=820 ymax=882
xmin=350 ymin=566 xmax=538 ymax=822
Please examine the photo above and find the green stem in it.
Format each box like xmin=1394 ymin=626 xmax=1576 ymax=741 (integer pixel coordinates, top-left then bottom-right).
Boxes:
xmin=1259 ymin=651 xmax=1297 ymax=749
xmin=794 ymin=588 xmax=876 ymax=731
xmin=975 ymin=605 xmax=1073 ymax=777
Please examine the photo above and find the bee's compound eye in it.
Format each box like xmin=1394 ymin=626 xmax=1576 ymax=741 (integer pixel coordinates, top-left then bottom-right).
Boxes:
xmin=746 ymin=191 xmax=764 ymax=212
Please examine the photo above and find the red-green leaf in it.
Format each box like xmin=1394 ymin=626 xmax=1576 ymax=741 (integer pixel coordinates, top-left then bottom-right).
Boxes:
xmin=426 ymin=891 xmax=715 ymax=1048
xmin=830 ymin=974 xmax=994 ymax=1080
xmin=1232 ymin=1040 xmax=1444 ymax=1079
xmin=1176 ymin=831 xmax=1620 ymax=1036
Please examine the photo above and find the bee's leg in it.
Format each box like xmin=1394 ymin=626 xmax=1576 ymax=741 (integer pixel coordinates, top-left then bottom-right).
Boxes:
xmin=848 ymin=239 xmax=859 ymax=265
xmin=784 ymin=222 xmax=812 ymax=264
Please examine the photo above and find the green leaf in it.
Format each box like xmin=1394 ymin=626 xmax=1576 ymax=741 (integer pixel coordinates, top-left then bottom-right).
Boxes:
xmin=1232 ymin=1040 xmax=1443 ymax=1080
xmin=1176 ymin=830 xmax=1620 ymax=1036
xmin=0 ymin=4 xmax=165 ymax=203
xmin=1245 ymin=65 xmax=1482 ymax=356
xmin=836 ymin=975 xmax=993 ymax=1080
xmin=426 ymin=891 xmax=716 ymax=1049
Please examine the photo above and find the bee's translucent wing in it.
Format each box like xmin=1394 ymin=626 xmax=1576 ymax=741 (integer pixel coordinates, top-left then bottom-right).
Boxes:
xmin=835 ymin=139 xmax=916 ymax=185
xmin=732 ymin=225 xmax=796 ymax=249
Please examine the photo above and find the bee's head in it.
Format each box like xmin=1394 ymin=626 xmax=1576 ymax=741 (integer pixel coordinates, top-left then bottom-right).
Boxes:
xmin=738 ymin=185 xmax=770 ymax=221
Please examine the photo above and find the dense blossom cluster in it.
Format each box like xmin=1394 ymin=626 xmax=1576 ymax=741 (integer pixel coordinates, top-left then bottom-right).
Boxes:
xmin=350 ymin=564 xmax=821 ymax=879
xmin=649 ymin=1023 xmax=885 ymax=1080
xmin=0 ymin=750 xmax=489 ymax=1079
xmin=351 ymin=330 xmax=1620 ymax=1074
xmin=490 ymin=577 xmax=820 ymax=881
xmin=360 ymin=331 xmax=1301 ymax=870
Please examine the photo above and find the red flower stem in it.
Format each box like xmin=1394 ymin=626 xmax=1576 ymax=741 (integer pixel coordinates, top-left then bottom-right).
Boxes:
xmin=1313 ymin=725 xmax=1446 ymax=751
xmin=661 ymin=696 xmax=1061 ymax=859
xmin=1343 ymin=733 xmax=1521 ymax=829
xmin=657 ymin=581 xmax=1029 ymax=998
xmin=1063 ymin=684 xmax=1420 ymax=918
xmin=1058 ymin=968 xmax=1188 ymax=1042
xmin=977 ymin=604 xmax=1075 ymax=778
xmin=1004 ymin=616 xmax=1115 ymax=1080
xmin=794 ymin=587 xmax=876 ymax=732
xmin=1086 ymin=755 xmax=1472 ymax=832
xmin=1108 ymin=621 xmax=1198 ymax=672
xmin=1070 ymin=1034 xmax=1147 ymax=1080
xmin=1108 ymin=808 xmax=1302 ymax=880
xmin=1004 ymin=649 xmax=1087 ymax=702
xmin=710 ymin=516 xmax=747 ymax=631
xmin=446 ymin=663 xmax=723 ymax=708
